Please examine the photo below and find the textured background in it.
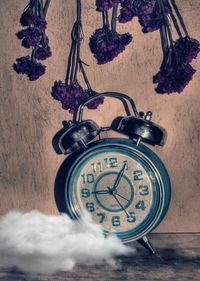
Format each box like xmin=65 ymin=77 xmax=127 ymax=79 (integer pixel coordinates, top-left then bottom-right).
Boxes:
xmin=0 ymin=0 xmax=199 ymax=232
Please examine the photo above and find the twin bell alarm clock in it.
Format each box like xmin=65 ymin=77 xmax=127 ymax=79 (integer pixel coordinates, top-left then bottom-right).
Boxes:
xmin=53 ymin=92 xmax=171 ymax=254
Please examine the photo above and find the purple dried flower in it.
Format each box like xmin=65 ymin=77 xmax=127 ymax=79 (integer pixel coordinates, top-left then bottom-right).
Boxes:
xmin=174 ymin=36 xmax=200 ymax=64
xmin=27 ymin=61 xmax=46 ymax=80
xmin=138 ymin=11 xmax=163 ymax=33
xmin=119 ymin=0 xmax=156 ymax=23
xmin=51 ymin=81 xmax=68 ymax=101
xmin=13 ymin=56 xmax=31 ymax=74
xmin=118 ymin=6 xmax=136 ymax=23
xmin=51 ymin=82 xmax=86 ymax=113
xmin=20 ymin=13 xmax=47 ymax=30
xmin=138 ymin=0 xmax=156 ymax=15
xmin=13 ymin=56 xmax=46 ymax=80
xmin=156 ymin=66 xmax=196 ymax=94
xmin=14 ymin=0 xmax=51 ymax=81
xmin=89 ymin=28 xmax=132 ymax=64
xmin=33 ymin=17 xmax=47 ymax=30
xmin=35 ymin=46 xmax=52 ymax=60
xmin=51 ymin=81 xmax=104 ymax=113
xmin=20 ymin=13 xmax=35 ymax=26
xmin=17 ymin=27 xmax=42 ymax=48
xmin=84 ymin=89 xmax=104 ymax=109
xmin=16 ymin=30 xmax=26 ymax=40
xmin=138 ymin=0 xmax=171 ymax=33
xmin=153 ymin=62 xmax=196 ymax=94
xmin=96 ymin=0 xmax=120 ymax=12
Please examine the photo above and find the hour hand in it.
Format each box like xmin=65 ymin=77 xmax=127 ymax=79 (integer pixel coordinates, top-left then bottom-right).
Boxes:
xmin=92 ymin=190 xmax=109 ymax=194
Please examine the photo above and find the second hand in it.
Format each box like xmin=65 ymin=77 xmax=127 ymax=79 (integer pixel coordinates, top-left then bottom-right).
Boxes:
xmin=107 ymin=187 xmax=129 ymax=217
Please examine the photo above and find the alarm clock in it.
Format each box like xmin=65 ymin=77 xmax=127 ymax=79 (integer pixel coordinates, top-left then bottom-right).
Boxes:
xmin=54 ymin=92 xmax=171 ymax=254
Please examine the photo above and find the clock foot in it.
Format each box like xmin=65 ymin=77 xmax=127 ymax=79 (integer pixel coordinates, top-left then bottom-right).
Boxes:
xmin=138 ymin=236 xmax=156 ymax=255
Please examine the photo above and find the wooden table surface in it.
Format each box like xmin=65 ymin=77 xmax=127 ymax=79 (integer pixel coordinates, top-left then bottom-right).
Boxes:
xmin=0 ymin=234 xmax=199 ymax=281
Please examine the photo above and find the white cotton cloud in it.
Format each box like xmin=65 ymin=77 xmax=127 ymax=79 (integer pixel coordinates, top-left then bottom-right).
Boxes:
xmin=0 ymin=210 xmax=134 ymax=275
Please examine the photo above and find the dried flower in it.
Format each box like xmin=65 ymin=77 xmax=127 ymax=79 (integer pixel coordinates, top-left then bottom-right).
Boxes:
xmin=17 ymin=27 xmax=42 ymax=48
xmin=14 ymin=0 xmax=51 ymax=81
xmin=51 ymin=1 xmax=104 ymax=114
xmin=138 ymin=0 xmax=171 ymax=33
xmin=20 ymin=13 xmax=47 ymax=30
xmin=20 ymin=13 xmax=35 ymax=26
xmin=153 ymin=46 xmax=196 ymax=94
xmin=138 ymin=10 xmax=163 ymax=33
xmin=154 ymin=63 xmax=196 ymax=94
xmin=119 ymin=0 xmax=156 ymax=23
xmin=174 ymin=36 xmax=200 ymax=64
xmin=89 ymin=27 xmax=132 ymax=64
xmin=35 ymin=46 xmax=52 ymax=60
xmin=96 ymin=0 xmax=121 ymax=12
xmin=84 ymin=89 xmax=104 ymax=109
xmin=13 ymin=56 xmax=46 ymax=81
xmin=51 ymin=82 xmax=103 ymax=113
xmin=152 ymin=0 xmax=199 ymax=94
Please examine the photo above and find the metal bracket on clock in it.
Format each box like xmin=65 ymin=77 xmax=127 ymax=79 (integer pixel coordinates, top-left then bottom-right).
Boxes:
xmin=138 ymin=236 xmax=156 ymax=255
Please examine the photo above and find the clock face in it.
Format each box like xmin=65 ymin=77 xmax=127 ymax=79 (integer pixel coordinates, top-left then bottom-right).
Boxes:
xmin=65 ymin=140 xmax=170 ymax=242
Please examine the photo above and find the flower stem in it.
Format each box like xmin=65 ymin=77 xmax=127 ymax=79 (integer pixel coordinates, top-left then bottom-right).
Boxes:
xmin=102 ymin=12 xmax=106 ymax=28
xmin=105 ymin=11 xmax=110 ymax=29
xmin=43 ymin=0 xmax=51 ymax=18
xmin=170 ymin=0 xmax=189 ymax=37
xmin=70 ymin=42 xmax=77 ymax=84
xmin=38 ymin=0 xmax=44 ymax=19
xmin=79 ymin=61 xmax=91 ymax=89
xmin=111 ymin=5 xmax=118 ymax=32
xmin=159 ymin=0 xmax=174 ymax=48
xmin=159 ymin=24 xmax=169 ymax=56
xmin=65 ymin=42 xmax=75 ymax=85
xmin=73 ymin=0 xmax=82 ymax=83
xmin=170 ymin=10 xmax=183 ymax=38
xmin=158 ymin=0 xmax=169 ymax=54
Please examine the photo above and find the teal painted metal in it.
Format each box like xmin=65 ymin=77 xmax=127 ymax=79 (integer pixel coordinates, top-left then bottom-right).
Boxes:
xmin=64 ymin=138 xmax=171 ymax=243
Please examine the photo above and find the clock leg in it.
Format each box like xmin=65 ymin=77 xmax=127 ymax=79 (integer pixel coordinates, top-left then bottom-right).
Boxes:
xmin=138 ymin=236 xmax=156 ymax=255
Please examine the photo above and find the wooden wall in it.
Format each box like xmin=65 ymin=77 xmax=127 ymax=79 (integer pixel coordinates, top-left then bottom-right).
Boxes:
xmin=0 ymin=0 xmax=199 ymax=232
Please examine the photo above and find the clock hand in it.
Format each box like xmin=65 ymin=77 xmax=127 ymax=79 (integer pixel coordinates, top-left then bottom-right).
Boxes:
xmin=116 ymin=192 xmax=130 ymax=202
xmin=111 ymin=162 xmax=127 ymax=192
xmin=92 ymin=190 xmax=109 ymax=194
xmin=107 ymin=187 xmax=129 ymax=217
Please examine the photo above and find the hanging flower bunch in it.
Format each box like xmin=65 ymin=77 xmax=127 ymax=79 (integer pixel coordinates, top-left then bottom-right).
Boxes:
xmin=51 ymin=0 xmax=104 ymax=114
xmin=90 ymin=0 xmax=199 ymax=94
xmin=118 ymin=0 xmax=171 ymax=33
xmin=89 ymin=1 xmax=132 ymax=64
xmin=13 ymin=0 xmax=200 ymax=103
xmin=13 ymin=0 xmax=52 ymax=81
xmin=152 ymin=0 xmax=200 ymax=94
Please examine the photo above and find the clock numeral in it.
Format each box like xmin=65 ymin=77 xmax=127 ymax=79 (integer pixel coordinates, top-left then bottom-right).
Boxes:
xmin=133 ymin=170 xmax=143 ymax=181
xmin=81 ymin=173 xmax=94 ymax=184
xmin=86 ymin=202 xmax=95 ymax=212
xmin=135 ymin=200 xmax=146 ymax=211
xmin=91 ymin=162 xmax=103 ymax=173
xmin=127 ymin=212 xmax=136 ymax=223
xmin=139 ymin=185 xmax=149 ymax=196
xmin=97 ymin=213 xmax=106 ymax=223
xmin=112 ymin=216 xmax=121 ymax=227
xmin=81 ymin=188 xmax=90 ymax=198
xmin=104 ymin=157 xmax=118 ymax=168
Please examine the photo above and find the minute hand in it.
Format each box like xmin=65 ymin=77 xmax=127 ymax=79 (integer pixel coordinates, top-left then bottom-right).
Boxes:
xmin=111 ymin=163 xmax=126 ymax=192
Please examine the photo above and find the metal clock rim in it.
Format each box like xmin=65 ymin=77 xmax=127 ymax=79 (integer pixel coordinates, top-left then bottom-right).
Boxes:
xmin=64 ymin=138 xmax=171 ymax=243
